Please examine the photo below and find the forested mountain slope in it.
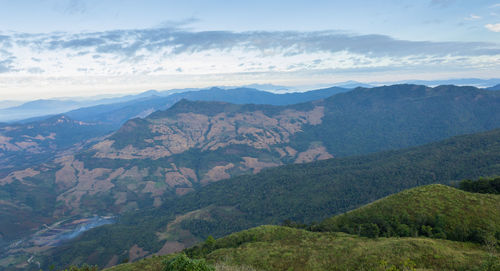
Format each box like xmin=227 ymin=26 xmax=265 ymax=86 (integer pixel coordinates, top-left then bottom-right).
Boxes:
xmin=1 ymin=84 xmax=499 ymax=250
xmin=36 ymin=128 xmax=500 ymax=269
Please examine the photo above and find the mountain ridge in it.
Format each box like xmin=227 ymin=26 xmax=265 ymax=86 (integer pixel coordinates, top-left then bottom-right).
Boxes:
xmin=1 ymin=84 xmax=500 ymax=269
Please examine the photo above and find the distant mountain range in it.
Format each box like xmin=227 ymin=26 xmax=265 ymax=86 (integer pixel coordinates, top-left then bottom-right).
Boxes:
xmin=487 ymin=83 xmax=500 ymax=91
xmin=0 ymin=84 xmax=335 ymax=123
xmin=0 ymin=88 xmax=190 ymax=123
xmin=2 ymin=78 xmax=499 ymax=123
xmin=0 ymin=100 xmax=26 ymax=110
xmin=388 ymin=78 xmax=500 ymax=87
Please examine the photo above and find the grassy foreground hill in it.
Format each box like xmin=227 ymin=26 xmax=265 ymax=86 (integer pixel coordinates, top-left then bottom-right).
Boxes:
xmin=104 ymin=185 xmax=500 ymax=271
xmin=106 ymin=227 xmax=499 ymax=271
xmin=36 ymin=128 xmax=500 ymax=270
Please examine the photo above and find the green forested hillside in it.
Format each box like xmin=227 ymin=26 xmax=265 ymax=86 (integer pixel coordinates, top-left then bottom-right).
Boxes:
xmin=316 ymin=184 xmax=500 ymax=243
xmin=40 ymin=128 xmax=500 ymax=270
xmin=291 ymin=84 xmax=500 ymax=156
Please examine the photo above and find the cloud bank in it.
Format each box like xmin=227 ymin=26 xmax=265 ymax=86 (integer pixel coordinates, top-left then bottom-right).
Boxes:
xmin=1 ymin=26 xmax=500 ymax=99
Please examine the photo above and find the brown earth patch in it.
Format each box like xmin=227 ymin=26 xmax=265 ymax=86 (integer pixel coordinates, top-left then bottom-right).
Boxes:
xmin=295 ymin=145 xmax=333 ymax=164
xmin=88 ymin=168 xmax=124 ymax=196
xmin=141 ymin=181 xmax=166 ymax=197
xmin=155 ymin=207 xmax=213 ymax=249
xmin=128 ymin=244 xmax=149 ymax=262
xmin=56 ymin=166 xmax=125 ymax=211
xmin=165 ymin=172 xmax=192 ymax=187
xmin=94 ymin=141 xmax=173 ymax=160
xmin=285 ymin=146 xmax=298 ymax=157
xmin=104 ymin=255 xmax=119 ymax=268
xmin=274 ymin=147 xmax=287 ymax=158
xmin=176 ymin=187 xmax=195 ymax=196
xmin=179 ymin=167 xmax=197 ymax=182
xmin=14 ymin=141 xmax=40 ymax=151
xmin=166 ymin=208 xmax=212 ymax=232
xmin=201 ymin=163 xmax=234 ymax=184
xmin=22 ymin=133 xmax=56 ymax=141
xmin=241 ymin=157 xmax=280 ymax=174
xmin=0 ymin=168 xmax=40 ymax=185
xmin=153 ymin=197 xmax=162 ymax=207
xmin=114 ymin=192 xmax=127 ymax=205
xmin=55 ymin=156 xmax=77 ymax=189
xmin=157 ymin=241 xmax=185 ymax=255
xmin=120 ymin=166 xmax=148 ymax=180
xmin=91 ymin=140 xmax=114 ymax=153
xmin=0 ymin=135 xmax=20 ymax=151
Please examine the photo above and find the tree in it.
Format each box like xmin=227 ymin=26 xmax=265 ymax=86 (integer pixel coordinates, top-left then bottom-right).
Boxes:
xmin=205 ymin=235 xmax=215 ymax=250
xmin=360 ymin=223 xmax=380 ymax=238
xmin=420 ymin=225 xmax=433 ymax=237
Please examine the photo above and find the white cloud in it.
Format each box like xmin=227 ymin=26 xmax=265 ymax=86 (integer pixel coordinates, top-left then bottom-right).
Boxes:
xmin=485 ymin=23 xmax=500 ymax=32
xmin=465 ymin=14 xmax=481 ymax=21
xmin=0 ymin=27 xmax=500 ymax=99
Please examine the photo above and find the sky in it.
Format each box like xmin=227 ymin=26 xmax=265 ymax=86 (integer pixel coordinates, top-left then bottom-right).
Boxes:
xmin=0 ymin=0 xmax=500 ymax=100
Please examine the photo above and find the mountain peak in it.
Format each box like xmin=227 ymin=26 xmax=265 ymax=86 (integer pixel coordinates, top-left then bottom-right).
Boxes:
xmin=138 ymin=89 xmax=161 ymax=96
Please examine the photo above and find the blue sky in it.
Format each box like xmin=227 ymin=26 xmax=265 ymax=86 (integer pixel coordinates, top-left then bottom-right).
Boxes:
xmin=0 ymin=0 xmax=499 ymax=99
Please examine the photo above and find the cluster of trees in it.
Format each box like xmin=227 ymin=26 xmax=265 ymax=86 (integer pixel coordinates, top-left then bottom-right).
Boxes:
xmin=311 ymin=184 xmax=500 ymax=246
xmin=163 ymin=254 xmax=214 ymax=271
xmin=459 ymin=177 xmax=500 ymax=194
xmin=314 ymin=213 xmax=453 ymax=240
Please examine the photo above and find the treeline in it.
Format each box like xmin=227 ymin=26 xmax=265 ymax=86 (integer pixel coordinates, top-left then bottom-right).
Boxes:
xmin=459 ymin=177 xmax=500 ymax=194
xmin=311 ymin=184 xmax=500 ymax=245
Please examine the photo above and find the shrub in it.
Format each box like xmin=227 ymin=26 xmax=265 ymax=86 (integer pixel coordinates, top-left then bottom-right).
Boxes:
xmin=163 ymin=254 xmax=215 ymax=271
